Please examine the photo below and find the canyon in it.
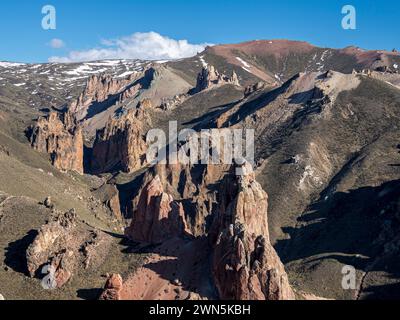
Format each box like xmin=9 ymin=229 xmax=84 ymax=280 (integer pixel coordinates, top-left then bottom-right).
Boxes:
xmin=0 ymin=40 xmax=400 ymax=300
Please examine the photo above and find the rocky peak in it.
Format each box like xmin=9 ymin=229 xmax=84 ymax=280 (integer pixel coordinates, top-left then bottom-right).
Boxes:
xmin=128 ymin=161 xmax=231 ymax=237
xmin=69 ymin=72 xmax=138 ymax=119
xmin=124 ymin=175 xmax=190 ymax=244
xmin=29 ymin=111 xmax=84 ymax=174
xmin=194 ymin=65 xmax=240 ymax=93
xmin=212 ymin=162 xmax=295 ymax=300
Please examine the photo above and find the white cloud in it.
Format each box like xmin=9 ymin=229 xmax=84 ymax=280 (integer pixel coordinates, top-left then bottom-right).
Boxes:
xmin=49 ymin=38 xmax=66 ymax=49
xmin=49 ymin=32 xmax=211 ymax=63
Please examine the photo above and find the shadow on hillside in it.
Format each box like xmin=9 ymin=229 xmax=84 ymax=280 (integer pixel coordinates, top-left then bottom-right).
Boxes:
xmin=275 ymin=178 xmax=400 ymax=299
xmin=361 ymin=254 xmax=400 ymax=300
xmin=4 ymin=229 xmax=38 ymax=275
xmin=82 ymin=68 xmax=155 ymax=122
xmin=223 ymin=73 xmax=316 ymax=127
xmin=182 ymin=100 xmax=238 ymax=129
xmin=77 ymin=288 xmax=103 ymax=300
xmin=114 ymin=169 xmax=147 ymax=219
xmin=119 ymin=235 xmax=216 ymax=299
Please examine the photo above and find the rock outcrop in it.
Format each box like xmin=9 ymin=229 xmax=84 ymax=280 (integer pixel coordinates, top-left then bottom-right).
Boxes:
xmin=211 ymin=162 xmax=295 ymax=300
xmin=244 ymin=81 xmax=267 ymax=96
xmin=128 ymin=162 xmax=229 ymax=238
xmin=91 ymin=183 xmax=123 ymax=220
xmin=90 ymin=109 xmax=148 ymax=174
xmin=30 ymin=111 xmax=84 ymax=174
xmin=125 ymin=175 xmax=190 ymax=244
xmin=26 ymin=210 xmax=112 ymax=288
xmin=194 ymin=65 xmax=240 ymax=93
xmin=26 ymin=210 xmax=78 ymax=287
xmin=69 ymin=73 xmax=138 ymax=120
xmin=99 ymin=274 xmax=123 ymax=300
xmin=159 ymin=94 xmax=188 ymax=111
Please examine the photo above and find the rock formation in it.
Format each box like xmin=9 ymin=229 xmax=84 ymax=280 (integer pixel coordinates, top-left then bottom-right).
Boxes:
xmin=90 ymin=108 xmax=148 ymax=174
xmin=128 ymin=161 xmax=230 ymax=237
xmin=26 ymin=210 xmax=112 ymax=288
xmin=91 ymin=183 xmax=123 ymax=220
xmin=99 ymin=274 xmax=123 ymax=300
xmin=244 ymin=81 xmax=267 ymax=96
xmin=0 ymin=144 xmax=10 ymax=156
xmin=30 ymin=111 xmax=84 ymax=174
xmin=137 ymin=98 xmax=153 ymax=110
xmin=125 ymin=175 xmax=190 ymax=244
xmin=69 ymin=73 xmax=138 ymax=120
xmin=159 ymin=94 xmax=188 ymax=111
xmin=211 ymin=162 xmax=295 ymax=300
xmin=194 ymin=65 xmax=240 ymax=93
xmin=118 ymin=84 xmax=141 ymax=103
xmin=26 ymin=210 xmax=78 ymax=287
xmin=109 ymin=161 xmax=294 ymax=301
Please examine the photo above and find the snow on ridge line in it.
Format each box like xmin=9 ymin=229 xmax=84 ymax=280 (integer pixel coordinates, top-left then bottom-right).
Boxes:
xmin=116 ymin=71 xmax=134 ymax=78
xmin=0 ymin=59 xmax=146 ymax=69
xmin=0 ymin=62 xmax=26 ymax=68
xmin=199 ymin=56 xmax=208 ymax=67
xmin=236 ymin=57 xmax=251 ymax=69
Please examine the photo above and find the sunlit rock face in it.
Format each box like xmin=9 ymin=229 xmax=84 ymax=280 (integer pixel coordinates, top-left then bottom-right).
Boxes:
xmin=212 ymin=162 xmax=295 ymax=300
xmin=30 ymin=111 xmax=84 ymax=174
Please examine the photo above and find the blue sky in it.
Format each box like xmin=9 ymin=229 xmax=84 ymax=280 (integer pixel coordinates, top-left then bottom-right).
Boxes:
xmin=1 ymin=0 xmax=398 ymax=63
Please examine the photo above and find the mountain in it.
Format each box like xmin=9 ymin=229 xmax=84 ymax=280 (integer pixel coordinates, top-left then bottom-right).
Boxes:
xmin=0 ymin=40 xmax=400 ymax=300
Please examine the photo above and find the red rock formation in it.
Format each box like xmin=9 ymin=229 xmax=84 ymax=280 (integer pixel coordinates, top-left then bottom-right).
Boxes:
xmin=90 ymin=109 xmax=148 ymax=174
xmin=212 ymin=162 xmax=295 ymax=300
xmin=30 ymin=111 xmax=84 ymax=174
xmin=125 ymin=175 xmax=190 ymax=244
xmin=128 ymin=162 xmax=229 ymax=238
xmin=100 ymin=274 xmax=123 ymax=300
